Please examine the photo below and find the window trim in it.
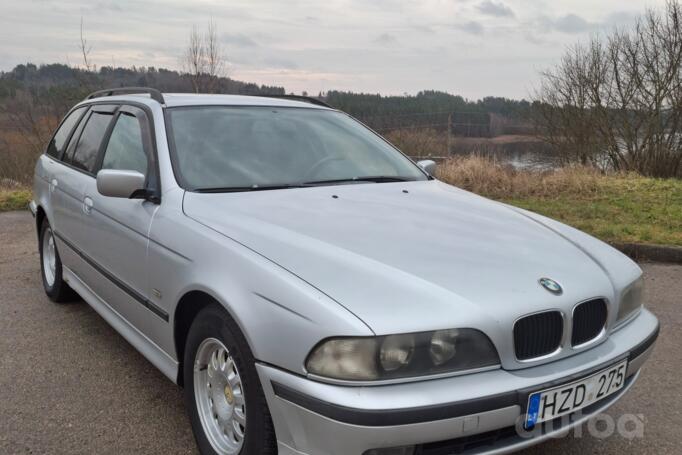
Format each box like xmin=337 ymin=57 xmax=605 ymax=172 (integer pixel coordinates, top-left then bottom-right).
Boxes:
xmin=60 ymin=109 xmax=94 ymax=176
xmin=91 ymin=107 xmax=121 ymax=173
xmin=47 ymin=100 xmax=162 ymax=204
xmin=46 ymin=105 xmax=89 ymax=161
xmin=63 ymin=107 xmax=117 ymax=176
xmin=95 ymin=105 xmax=155 ymax=191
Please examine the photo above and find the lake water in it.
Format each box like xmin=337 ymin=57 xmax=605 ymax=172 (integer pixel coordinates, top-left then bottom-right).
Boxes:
xmin=450 ymin=140 xmax=560 ymax=170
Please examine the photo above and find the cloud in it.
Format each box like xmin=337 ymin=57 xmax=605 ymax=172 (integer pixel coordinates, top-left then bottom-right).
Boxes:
xmin=374 ymin=33 xmax=398 ymax=45
xmin=0 ymin=0 xmax=657 ymax=100
xmin=539 ymin=10 xmax=639 ymax=35
xmin=262 ymin=57 xmax=298 ymax=70
xmin=604 ymin=11 xmax=638 ymax=28
xmin=222 ymin=33 xmax=259 ymax=48
xmin=95 ymin=1 xmax=123 ymax=12
xmin=454 ymin=21 xmax=485 ymax=35
xmin=552 ymin=14 xmax=593 ymax=33
xmin=413 ymin=24 xmax=436 ymax=34
xmin=524 ymin=33 xmax=545 ymax=45
xmin=476 ymin=1 xmax=515 ymax=18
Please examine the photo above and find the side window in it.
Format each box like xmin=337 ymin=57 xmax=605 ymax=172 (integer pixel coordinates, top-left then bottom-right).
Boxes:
xmin=68 ymin=111 xmax=113 ymax=173
xmin=101 ymin=112 xmax=148 ymax=175
xmin=46 ymin=107 xmax=87 ymax=159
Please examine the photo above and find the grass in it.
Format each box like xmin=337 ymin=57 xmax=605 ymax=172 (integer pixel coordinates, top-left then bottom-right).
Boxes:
xmin=0 ymin=186 xmax=31 ymax=212
xmin=438 ymin=156 xmax=682 ymax=247
xmin=1 ymin=157 xmax=681 ymax=247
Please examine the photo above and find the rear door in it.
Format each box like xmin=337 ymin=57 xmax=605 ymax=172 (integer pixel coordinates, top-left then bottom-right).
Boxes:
xmin=79 ymin=104 xmax=164 ymax=331
xmin=50 ymin=105 xmax=116 ymax=277
xmin=37 ymin=105 xmax=88 ymax=240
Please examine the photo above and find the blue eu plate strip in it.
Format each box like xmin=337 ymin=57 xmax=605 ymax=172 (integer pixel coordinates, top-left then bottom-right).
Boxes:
xmin=526 ymin=393 xmax=541 ymax=428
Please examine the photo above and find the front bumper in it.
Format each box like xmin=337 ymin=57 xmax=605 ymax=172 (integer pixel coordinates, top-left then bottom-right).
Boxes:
xmin=257 ymin=308 xmax=659 ymax=455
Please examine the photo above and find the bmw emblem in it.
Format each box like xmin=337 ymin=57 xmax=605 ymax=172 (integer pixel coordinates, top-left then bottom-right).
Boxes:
xmin=539 ymin=277 xmax=563 ymax=295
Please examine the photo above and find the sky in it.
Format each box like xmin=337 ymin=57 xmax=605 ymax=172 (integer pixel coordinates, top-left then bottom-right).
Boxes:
xmin=0 ymin=0 xmax=670 ymax=99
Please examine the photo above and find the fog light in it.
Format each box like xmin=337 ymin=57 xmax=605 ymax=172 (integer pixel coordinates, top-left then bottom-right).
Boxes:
xmin=363 ymin=445 xmax=416 ymax=455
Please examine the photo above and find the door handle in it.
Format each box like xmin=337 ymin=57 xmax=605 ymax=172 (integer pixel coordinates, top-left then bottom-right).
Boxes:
xmin=83 ymin=196 xmax=94 ymax=214
xmin=49 ymin=178 xmax=58 ymax=193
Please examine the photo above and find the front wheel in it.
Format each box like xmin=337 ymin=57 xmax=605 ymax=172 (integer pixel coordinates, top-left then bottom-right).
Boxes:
xmin=183 ymin=304 xmax=276 ymax=455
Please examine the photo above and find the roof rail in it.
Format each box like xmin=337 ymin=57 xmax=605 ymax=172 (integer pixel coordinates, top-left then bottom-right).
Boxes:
xmin=252 ymin=94 xmax=332 ymax=108
xmin=85 ymin=87 xmax=165 ymax=104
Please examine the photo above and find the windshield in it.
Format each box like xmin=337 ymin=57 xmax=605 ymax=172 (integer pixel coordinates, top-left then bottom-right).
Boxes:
xmin=166 ymin=106 xmax=427 ymax=191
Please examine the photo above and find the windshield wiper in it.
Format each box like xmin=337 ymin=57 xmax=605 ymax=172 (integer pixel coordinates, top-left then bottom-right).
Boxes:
xmin=303 ymin=176 xmax=416 ymax=185
xmin=194 ymin=184 xmax=306 ymax=193
xmin=194 ymin=176 xmax=416 ymax=193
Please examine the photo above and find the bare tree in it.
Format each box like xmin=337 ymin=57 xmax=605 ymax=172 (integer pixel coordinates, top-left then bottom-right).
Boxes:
xmin=534 ymin=42 xmax=607 ymax=167
xmin=80 ymin=17 xmax=94 ymax=72
xmin=182 ymin=20 xmax=227 ymax=93
xmin=184 ymin=25 xmax=206 ymax=93
xmin=70 ymin=16 xmax=99 ymax=91
xmin=534 ymin=0 xmax=682 ymax=177
xmin=204 ymin=20 xmax=225 ymax=92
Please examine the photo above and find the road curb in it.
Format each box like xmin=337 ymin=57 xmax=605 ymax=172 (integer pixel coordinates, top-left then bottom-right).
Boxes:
xmin=611 ymin=242 xmax=682 ymax=264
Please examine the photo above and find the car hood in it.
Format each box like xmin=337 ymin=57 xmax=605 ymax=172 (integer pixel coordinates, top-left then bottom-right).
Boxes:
xmin=183 ymin=180 xmax=637 ymax=343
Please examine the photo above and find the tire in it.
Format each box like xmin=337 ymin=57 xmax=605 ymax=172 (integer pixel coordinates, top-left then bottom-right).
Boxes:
xmin=184 ymin=304 xmax=277 ymax=455
xmin=39 ymin=219 xmax=78 ymax=303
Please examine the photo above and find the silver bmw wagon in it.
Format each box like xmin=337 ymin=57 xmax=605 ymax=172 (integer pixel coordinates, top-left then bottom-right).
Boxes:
xmin=31 ymin=88 xmax=659 ymax=455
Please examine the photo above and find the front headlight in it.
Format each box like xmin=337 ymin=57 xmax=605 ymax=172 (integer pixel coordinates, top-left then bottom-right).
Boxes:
xmin=305 ymin=328 xmax=499 ymax=381
xmin=617 ymin=276 xmax=644 ymax=323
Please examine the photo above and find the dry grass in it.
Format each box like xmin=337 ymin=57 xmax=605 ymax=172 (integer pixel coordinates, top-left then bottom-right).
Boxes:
xmin=438 ymin=156 xmax=682 ymax=246
xmin=0 ymin=129 xmax=44 ymax=186
xmin=0 ymin=182 xmax=31 ymax=212
xmin=437 ymin=155 xmax=604 ymax=199
xmin=384 ymin=128 xmax=448 ymax=157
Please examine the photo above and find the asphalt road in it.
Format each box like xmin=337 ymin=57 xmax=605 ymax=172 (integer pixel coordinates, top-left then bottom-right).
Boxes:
xmin=0 ymin=210 xmax=679 ymax=454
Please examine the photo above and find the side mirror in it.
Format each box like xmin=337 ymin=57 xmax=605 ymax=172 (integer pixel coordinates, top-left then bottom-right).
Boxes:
xmin=417 ymin=159 xmax=437 ymax=176
xmin=96 ymin=169 xmax=146 ymax=198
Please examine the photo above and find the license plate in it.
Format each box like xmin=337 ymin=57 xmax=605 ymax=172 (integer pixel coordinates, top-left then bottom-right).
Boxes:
xmin=525 ymin=359 xmax=628 ymax=428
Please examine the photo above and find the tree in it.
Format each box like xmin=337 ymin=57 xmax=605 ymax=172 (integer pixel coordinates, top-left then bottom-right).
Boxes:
xmin=79 ymin=17 xmax=94 ymax=73
xmin=182 ymin=20 xmax=227 ymax=93
xmin=534 ymin=0 xmax=682 ymax=177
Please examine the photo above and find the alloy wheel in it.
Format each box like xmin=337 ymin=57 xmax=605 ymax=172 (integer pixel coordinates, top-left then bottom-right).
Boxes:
xmin=193 ymin=337 xmax=247 ymax=454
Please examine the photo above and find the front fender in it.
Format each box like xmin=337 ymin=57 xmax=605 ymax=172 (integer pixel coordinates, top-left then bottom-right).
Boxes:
xmin=148 ymin=191 xmax=373 ymax=376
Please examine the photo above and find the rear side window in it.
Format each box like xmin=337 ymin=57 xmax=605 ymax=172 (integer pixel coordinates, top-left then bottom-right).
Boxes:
xmin=68 ymin=111 xmax=113 ymax=173
xmin=101 ymin=113 xmax=148 ymax=175
xmin=46 ymin=107 xmax=87 ymax=159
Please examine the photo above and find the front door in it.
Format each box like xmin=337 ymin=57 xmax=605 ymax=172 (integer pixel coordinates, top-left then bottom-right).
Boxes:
xmin=79 ymin=104 xmax=163 ymax=333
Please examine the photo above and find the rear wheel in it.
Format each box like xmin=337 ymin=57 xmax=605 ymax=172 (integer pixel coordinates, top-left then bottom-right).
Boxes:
xmin=39 ymin=220 xmax=78 ymax=303
xmin=183 ymin=304 xmax=276 ymax=455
